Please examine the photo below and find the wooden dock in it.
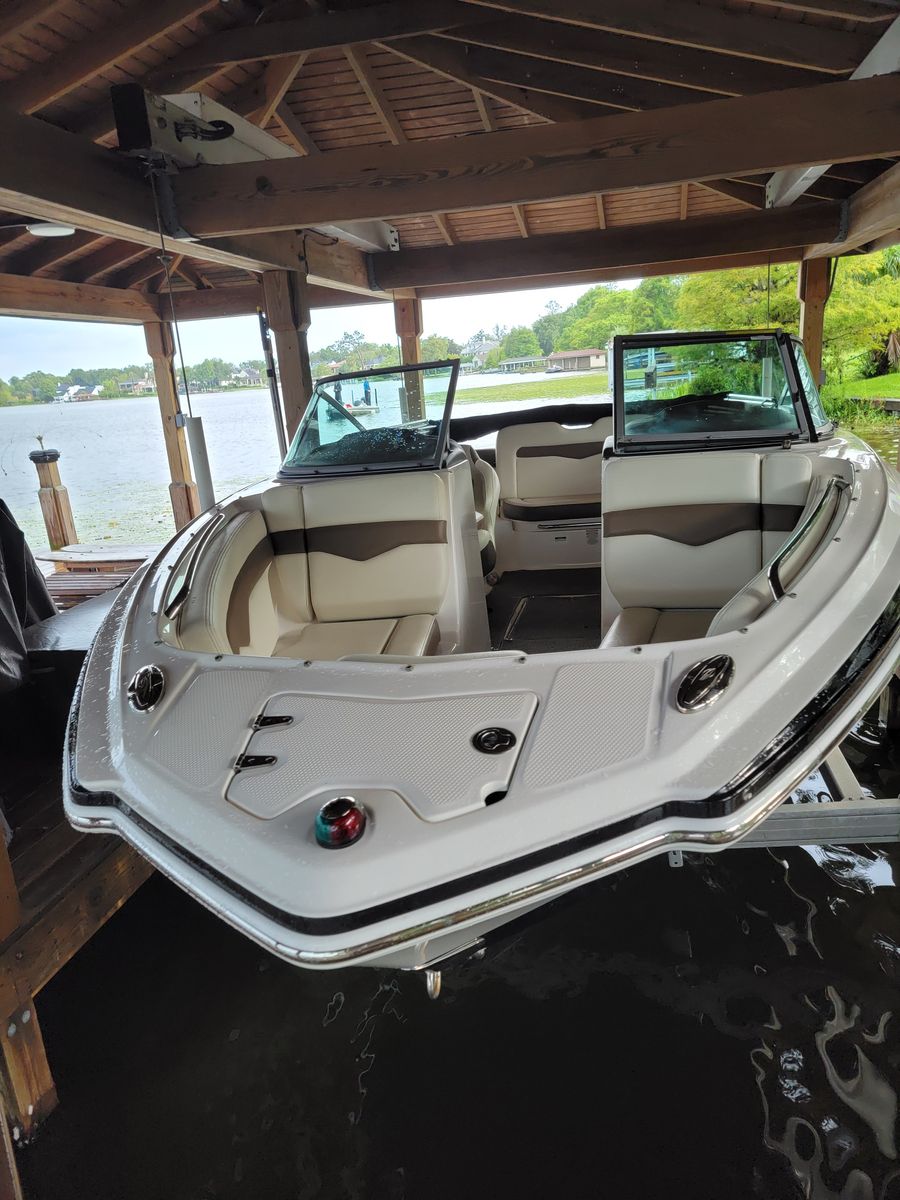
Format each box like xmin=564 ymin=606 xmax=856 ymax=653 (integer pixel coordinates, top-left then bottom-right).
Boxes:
xmin=35 ymin=543 xmax=159 ymax=610
xmin=0 ymin=593 xmax=154 ymax=1195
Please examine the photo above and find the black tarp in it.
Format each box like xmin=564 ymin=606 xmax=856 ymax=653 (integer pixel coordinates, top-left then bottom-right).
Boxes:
xmin=0 ymin=500 xmax=56 ymax=693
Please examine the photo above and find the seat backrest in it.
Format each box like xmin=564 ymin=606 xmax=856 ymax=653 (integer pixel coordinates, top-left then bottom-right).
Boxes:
xmin=301 ymin=472 xmax=450 ymax=622
xmin=496 ymin=418 xmax=611 ymax=502
xmin=259 ymin=484 xmax=313 ymax=626
xmin=462 ymin=444 xmax=500 ymax=543
xmin=602 ymin=451 xmax=764 ymax=609
xmin=760 ymin=452 xmax=813 ymax=561
xmin=177 ymin=510 xmax=278 ymax=655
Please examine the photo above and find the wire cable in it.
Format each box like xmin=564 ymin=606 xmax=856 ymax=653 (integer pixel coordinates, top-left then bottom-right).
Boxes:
xmin=148 ymin=168 xmax=194 ymax=417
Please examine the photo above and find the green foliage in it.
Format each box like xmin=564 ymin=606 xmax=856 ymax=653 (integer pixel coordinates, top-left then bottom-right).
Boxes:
xmin=532 ymin=301 xmax=565 ymax=354
xmin=502 ymin=326 xmax=542 ymax=359
xmin=420 ymin=334 xmax=461 ymax=361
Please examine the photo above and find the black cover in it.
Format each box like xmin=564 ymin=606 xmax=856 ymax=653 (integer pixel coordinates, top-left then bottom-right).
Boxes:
xmin=0 ymin=500 xmax=56 ymax=693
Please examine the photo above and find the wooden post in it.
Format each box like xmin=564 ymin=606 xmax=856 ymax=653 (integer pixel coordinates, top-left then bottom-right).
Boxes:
xmin=0 ymin=1098 xmax=23 ymax=1200
xmin=27 ymin=451 xmax=77 ymax=551
xmin=262 ymin=270 xmax=312 ymax=442
xmin=0 ymin=1003 xmax=57 ymax=1142
xmin=393 ymin=292 xmax=425 ymax=421
xmin=143 ymin=321 xmax=201 ymax=531
xmin=798 ymin=257 xmax=830 ymax=386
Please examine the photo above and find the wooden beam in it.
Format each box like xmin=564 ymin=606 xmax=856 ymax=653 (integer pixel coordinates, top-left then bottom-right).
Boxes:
xmin=679 ymin=183 xmax=689 ymax=221
xmin=66 ymin=242 xmax=148 ymax=284
xmin=807 ymin=160 xmax=900 ymax=256
xmin=0 ymin=0 xmax=66 ymax=48
xmin=0 ymin=272 xmax=159 ymax=322
xmin=159 ymin=280 xmax=388 ymax=321
xmin=394 ymin=294 xmax=425 ymax=419
xmin=798 ymin=257 xmax=830 ymax=385
xmin=146 ymin=1 xmax=482 ymax=88
xmin=750 ymin=0 xmax=899 ymax=20
xmin=345 ymin=44 xmax=406 ymax=144
xmin=262 ymin=270 xmax=312 ymax=439
xmin=2 ymin=231 xmax=100 ymax=277
xmin=413 ymin=245 xmax=806 ymax=298
xmin=433 ymin=213 xmax=455 ymax=244
xmin=0 ymin=1004 xmax=57 ymax=1140
xmin=231 ymin=53 xmax=308 ymax=127
xmin=174 ymin=76 xmax=900 ymax=234
xmin=173 ymin=258 xmax=213 ymax=290
xmin=372 ymin=203 xmax=842 ymax=289
xmin=383 ymin=36 xmax=596 ymax=121
xmin=698 ymin=179 xmax=764 ymax=208
xmin=444 ymin=17 xmax=833 ymax=97
xmin=473 ymin=90 xmax=496 ymax=132
xmin=0 ymin=0 xmax=219 ymax=114
xmin=595 ymin=194 xmax=606 ymax=229
xmin=0 ymin=106 xmax=377 ymax=290
xmin=144 ymin=321 xmax=201 ymax=529
xmin=463 ymin=0 xmax=876 ymax=73
xmin=108 ymin=254 xmax=167 ymax=291
xmin=512 ymin=204 xmax=529 ymax=238
xmin=463 ymin=43 xmax=720 ymax=112
xmin=274 ymin=102 xmax=320 ymax=156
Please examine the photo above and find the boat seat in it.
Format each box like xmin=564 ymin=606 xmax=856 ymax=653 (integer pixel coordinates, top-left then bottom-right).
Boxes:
xmin=176 ymin=473 xmax=450 ymax=661
xmin=601 ymin=450 xmax=814 ymax=647
xmin=495 ymin=418 xmax=611 ymax=523
xmin=461 ymin=443 xmax=500 ymax=575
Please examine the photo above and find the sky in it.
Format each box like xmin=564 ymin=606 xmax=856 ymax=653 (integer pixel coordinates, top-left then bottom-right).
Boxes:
xmin=0 ymin=281 xmax=614 ymax=378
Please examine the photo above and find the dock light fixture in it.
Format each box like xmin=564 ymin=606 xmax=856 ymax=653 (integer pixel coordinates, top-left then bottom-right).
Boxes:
xmin=26 ymin=222 xmax=76 ymax=237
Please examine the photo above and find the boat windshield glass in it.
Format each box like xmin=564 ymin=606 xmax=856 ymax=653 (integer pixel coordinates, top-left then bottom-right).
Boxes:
xmin=615 ymin=333 xmax=803 ymax=447
xmin=792 ymin=338 xmax=830 ymax=430
xmin=281 ymin=361 xmax=459 ymax=474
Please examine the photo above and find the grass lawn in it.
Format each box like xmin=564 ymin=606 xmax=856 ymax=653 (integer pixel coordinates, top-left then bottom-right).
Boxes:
xmin=455 ymin=371 xmax=608 ymax=404
xmin=822 ymin=372 xmax=900 ymax=402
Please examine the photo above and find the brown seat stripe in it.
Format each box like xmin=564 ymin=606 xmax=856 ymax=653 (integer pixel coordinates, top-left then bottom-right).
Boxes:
xmin=604 ymin=502 xmax=762 ymax=546
xmin=502 ymin=499 xmax=602 ymax=521
xmin=517 ymin=443 xmax=602 ymax=460
xmin=225 ymin=536 xmax=273 ymax=652
xmin=270 ymin=528 xmax=307 ymax=555
xmin=762 ymin=503 xmax=805 ymax=531
xmin=306 ymin=520 xmax=447 ymax=561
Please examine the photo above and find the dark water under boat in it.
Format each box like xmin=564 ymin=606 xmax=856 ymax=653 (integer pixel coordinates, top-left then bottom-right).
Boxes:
xmin=17 ymin=725 xmax=900 ymax=1199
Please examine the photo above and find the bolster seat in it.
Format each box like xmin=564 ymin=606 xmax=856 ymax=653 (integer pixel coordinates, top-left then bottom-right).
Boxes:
xmin=274 ymin=614 xmax=439 ymax=660
xmin=601 ymin=607 xmax=716 ymax=647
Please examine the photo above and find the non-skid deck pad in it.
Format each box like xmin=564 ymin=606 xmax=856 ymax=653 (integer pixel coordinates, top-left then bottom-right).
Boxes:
xmin=498 ymin=592 xmax=602 ymax=655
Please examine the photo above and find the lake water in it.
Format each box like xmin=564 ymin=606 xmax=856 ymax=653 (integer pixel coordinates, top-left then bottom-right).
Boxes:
xmin=0 ymin=380 xmax=896 ymax=550
xmin=0 ymin=372 xmax=608 ymax=549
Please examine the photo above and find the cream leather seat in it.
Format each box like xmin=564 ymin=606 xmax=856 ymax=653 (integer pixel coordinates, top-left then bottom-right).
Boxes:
xmin=601 ymin=450 xmax=813 ymax=646
xmin=176 ymin=473 xmax=450 ymax=661
xmin=495 ymin=418 xmax=611 ymax=523
xmin=461 ymin=444 xmax=500 ymax=575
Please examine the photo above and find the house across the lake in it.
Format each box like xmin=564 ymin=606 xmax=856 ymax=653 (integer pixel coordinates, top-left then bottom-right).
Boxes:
xmin=499 ymin=354 xmax=546 ymax=373
xmin=120 ymin=378 xmax=155 ymax=395
xmin=546 ymin=348 xmax=607 ymax=371
xmin=229 ymin=366 xmax=262 ymax=386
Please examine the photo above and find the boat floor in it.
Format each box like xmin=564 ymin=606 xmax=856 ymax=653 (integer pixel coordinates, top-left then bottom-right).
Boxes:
xmin=488 ymin=568 xmax=602 ymax=654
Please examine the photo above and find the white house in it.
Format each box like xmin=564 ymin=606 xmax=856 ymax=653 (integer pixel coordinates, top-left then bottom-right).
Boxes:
xmin=499 ymin=354 xmax=546 ymax=373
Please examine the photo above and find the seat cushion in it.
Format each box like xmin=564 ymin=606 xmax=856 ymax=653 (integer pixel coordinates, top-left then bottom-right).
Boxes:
xmin=501 ymin=495 xmax=603 ymax=522
xmin=274 ymin=615 xmax=439 ymax=660
xmin=601 ymin=607 xmax=716 ymax=647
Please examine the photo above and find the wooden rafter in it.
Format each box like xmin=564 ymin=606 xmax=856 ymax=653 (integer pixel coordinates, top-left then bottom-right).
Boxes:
xmin=679 ymin=183 xmax=689 ymax=221
xmin=153 ymin=254 xmax=183 ymax=292
xmin=742 ymin=0 xmax=898 ymax=23
xmin=433 ymin=213 xmax=455 ymax=244
xmin=463 ymin=0 xmax=876 ymax=73
xmin=473 ymin=90 xmax=497 ymax=132
xmin=373 ymin=202 xmax=843 ymax=289
xmin=2 ymin=230 xmax=100 ymax=277
xmin=345 ymin=44 xmax=406 ymax=145
xmin=173 ymin=75 xmax=900 ymax=234
xmin=463 ymin=44 xmax=715 ymax=112
xmin=382 ymin=36 xmax=593 ymax=121
xmin=443 ymin=18 xmax=834 ymax=97
xmin=109 ymin=254 xmax=168 ymax=291
xmin=0 ymin=0 xmax=66 ymax=48
xmin=0 ymin=272 xmax=159 ymax=322
xmin=226 ymin=53 xmax=309 ymax=128
xmin=512 ymin=205 xmax=530 ymax=237
xmin=67 ymin=242 xmax=149 ymax=284
xmin=595 ymin=195 xmax=606 ymax=229
xmin=0 ymin=0 xmax=220 ymax=114
xmin=174 ymin=258 xmax=214 ymax=290
xmin=274 ymin=102 xmax=320 ymax=156
xmin=146 ymin=1 xmax=482 ymax=89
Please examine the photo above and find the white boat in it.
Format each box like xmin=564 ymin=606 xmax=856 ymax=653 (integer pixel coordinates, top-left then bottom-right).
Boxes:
xmin=64 ymin=334 xmax=900 ymax=976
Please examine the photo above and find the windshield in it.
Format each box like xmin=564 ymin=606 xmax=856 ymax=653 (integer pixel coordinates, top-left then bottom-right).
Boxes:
xmin=615 ymin=333 xmax=804 ymax=447
xmin=792 ymin=339 xmax=830 ymax=430
xmin=281 ymin=360 xmax=459 ymax=474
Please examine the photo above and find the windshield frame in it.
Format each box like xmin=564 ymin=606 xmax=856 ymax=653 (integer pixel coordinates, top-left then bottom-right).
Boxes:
xmin=279 ymin=358 xmax=460 ymax=478
xmin=612 ymin=329 xmax=815 ymax=454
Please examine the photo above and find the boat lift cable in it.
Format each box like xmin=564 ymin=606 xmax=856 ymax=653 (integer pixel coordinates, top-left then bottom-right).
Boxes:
xmin=148 ymin=169 xmax=193 ymax=419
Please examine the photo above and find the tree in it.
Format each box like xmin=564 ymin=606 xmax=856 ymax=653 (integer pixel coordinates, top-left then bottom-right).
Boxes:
xmin=628 ymin=276 xmax=679 ymax=333
xmin=420 ymin=334 xmax=461 ymax=361
xmin=532 ymin=300 xmax=566 ymax=353
xmin=502 ymin=326 xmax=542 ymax=358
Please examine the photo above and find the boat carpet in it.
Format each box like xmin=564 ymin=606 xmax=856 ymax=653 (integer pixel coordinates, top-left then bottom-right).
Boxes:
xmin=488 ymin=568 xmax=602 ymax=654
